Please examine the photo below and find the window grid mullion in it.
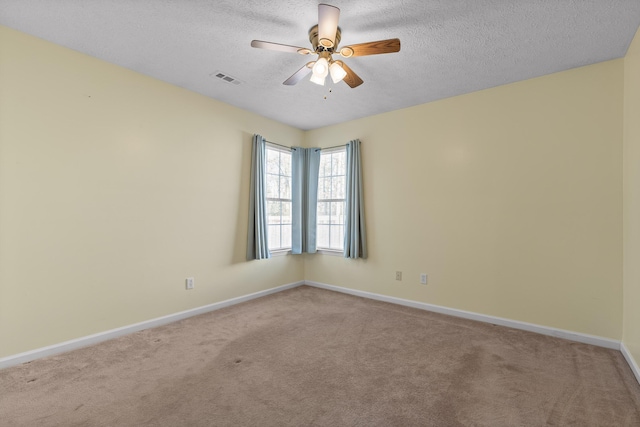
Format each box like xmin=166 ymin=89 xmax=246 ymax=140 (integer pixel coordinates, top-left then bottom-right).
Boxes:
xmin=265 ymin=147 xmax=292 ymax=251
xmin=316 ymin=149 xmax=346 ymax=251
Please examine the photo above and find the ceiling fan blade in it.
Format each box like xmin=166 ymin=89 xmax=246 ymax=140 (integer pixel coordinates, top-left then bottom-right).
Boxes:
xmin=318 ymin=4 xmax=340 ymax=48
xmin=251 ymin=40 xmax=312 ymax=55
xmin=338 ymin=61 xmax=363 ymax=88
xmin=283 ymin=62 xmax=314 ymax=85
xmin=339 ymin=38 xmax=401 ymax=57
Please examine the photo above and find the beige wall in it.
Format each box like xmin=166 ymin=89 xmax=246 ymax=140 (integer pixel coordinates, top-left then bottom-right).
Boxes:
xmin=0 ymin=26 xmax=304 ymax=358
xmin=0 ymin=23 xmax=631 ymax=359
xmin=304 ymin=60 xmax=624 ymax=339
xmin=623 ymin=28 xmax=640 ymax=366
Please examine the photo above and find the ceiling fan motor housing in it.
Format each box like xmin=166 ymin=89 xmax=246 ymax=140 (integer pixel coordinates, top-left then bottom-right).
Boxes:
xmin=309 ymin=25 xmax=341 ymax=53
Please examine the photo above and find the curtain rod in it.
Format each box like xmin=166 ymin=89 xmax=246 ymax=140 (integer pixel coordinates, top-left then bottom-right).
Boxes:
xmin=264 ymin=140 xmax=291 ymax=149
xmin=265 ymin=140 xmax=347 ymax=150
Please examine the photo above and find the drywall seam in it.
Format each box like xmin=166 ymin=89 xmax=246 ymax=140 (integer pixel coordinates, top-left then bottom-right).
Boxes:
xmin=0 ymin=281 xmax=304 ymax=370
xmin=305 ymin=281 xmax=621 ymax=350
xmin=621 ymin=342 xmax=640 ymax=385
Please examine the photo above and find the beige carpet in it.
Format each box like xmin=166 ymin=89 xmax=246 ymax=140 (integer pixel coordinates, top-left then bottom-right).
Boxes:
xmin=1 ymin=285 xmax=639 ymax=426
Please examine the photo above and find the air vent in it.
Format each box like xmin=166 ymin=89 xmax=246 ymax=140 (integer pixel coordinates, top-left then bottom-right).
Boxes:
xmin=210 ymin=71 xmax=242 ymax=85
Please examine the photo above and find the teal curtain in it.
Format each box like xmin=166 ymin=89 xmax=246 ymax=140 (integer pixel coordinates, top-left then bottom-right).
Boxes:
xmin=246 ymin=134 xmax=271 ymax=260
xmin=343 ymin=139 xmax=367 ymax=259
xmin=291 ymin=147 xmax=321 ymax=254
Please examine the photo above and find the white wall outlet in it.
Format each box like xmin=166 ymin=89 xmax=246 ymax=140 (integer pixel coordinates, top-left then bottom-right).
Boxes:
xmin=420 ymin=273 xmax=428 ymax=285
xmin=185 ymin=277 xmax=195 ymax=290
xmin=396 ymin=271 xmax=402 ymax=281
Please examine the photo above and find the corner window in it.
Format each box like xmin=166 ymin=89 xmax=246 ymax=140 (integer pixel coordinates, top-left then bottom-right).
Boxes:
xmin=266 ymin=144 xmax=292 ymax=251
xmin=317 ymin=148 xmax=346 ymax=251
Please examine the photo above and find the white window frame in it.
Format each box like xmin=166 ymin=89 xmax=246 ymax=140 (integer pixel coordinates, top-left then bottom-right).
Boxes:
xmin=316 ymin=146 xmax=347 ymax=253
xmin=265 ymin=143 xmax=292 ymax=254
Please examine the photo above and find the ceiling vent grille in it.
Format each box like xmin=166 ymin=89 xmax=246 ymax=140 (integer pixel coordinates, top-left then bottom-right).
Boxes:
xmin=211 ymin=71 xmax=242 ymax=85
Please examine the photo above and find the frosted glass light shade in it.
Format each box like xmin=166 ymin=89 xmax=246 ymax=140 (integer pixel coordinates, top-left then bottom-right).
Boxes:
xmin=329 ymin=62 xmax=347 ymax=83
xmin=310 ymin=73 xmax=325 ymax=85
xmin=310 ymin=57 xmax=329 ymax=85
xmin=312 ymin=57 xmax=329 ymax=77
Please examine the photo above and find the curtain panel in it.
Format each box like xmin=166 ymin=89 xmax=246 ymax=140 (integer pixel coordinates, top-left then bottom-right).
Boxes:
xmin=343 ymin=139 xmax=367 ymax=259
xmin=292 ymin=147 xmax=321 ymax=254
xmin=246 ymin=134 xmax=271 ymax=260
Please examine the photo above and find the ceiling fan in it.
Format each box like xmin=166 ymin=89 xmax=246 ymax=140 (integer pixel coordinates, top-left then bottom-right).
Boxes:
xmin=251 ymin=3 xmax=401 ymax=88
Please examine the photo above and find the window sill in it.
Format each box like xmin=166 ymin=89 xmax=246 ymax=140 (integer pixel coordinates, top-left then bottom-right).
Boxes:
xmin=267 ymin=249 xmax=343 ymax=257
xmin=316 ymin=249 xmax=343 ymax=257
xmin=270 ymin=249 xmax=291 ymax=257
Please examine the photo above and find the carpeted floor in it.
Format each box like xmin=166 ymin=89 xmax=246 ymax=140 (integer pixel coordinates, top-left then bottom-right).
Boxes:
xmin=1 ymin=285 xmax=639 ymax=426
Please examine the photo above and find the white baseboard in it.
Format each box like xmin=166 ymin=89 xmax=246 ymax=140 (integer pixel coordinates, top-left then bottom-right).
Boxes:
xmin=305 ymin=281 xmax=621 ymax=350
xmin=0 ymin=281 xmax=303 ymax=370
xmin=3 ymin=279 xmax=630 ymax=379
xmin=621 ymin=342 xmax=640 ymax=385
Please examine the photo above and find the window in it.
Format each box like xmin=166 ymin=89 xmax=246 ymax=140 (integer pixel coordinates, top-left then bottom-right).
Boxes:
xmin=250 ymin=137 xmax=363 ymax=259
xmin=317 ymin=148 xmax=346 ymax=251
xmin=266 ymin=144 xmax=292 ymax=251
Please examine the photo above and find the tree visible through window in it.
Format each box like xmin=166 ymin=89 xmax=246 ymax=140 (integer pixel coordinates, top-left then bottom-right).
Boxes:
xmin=317 ymin=148 xmax=346 ymax=250
xmin=266 ymin=145 xmax=292 ymax=251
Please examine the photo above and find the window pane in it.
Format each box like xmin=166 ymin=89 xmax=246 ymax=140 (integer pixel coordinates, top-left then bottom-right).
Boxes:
xmin=281 ymin=176 xmax=292 ymax=200
xmin=319 ymin=177 xmax=332 ymax=200
xmin=330 ymin=202 xmax=342 ymax=225
xmin=281 ymin=224 xmax=292 ymax=248
xmin=336 ymin=201 xmax=345 ymax=225
xmin=317 ymin=224 xmax=330 ymax=248
xmin=266 ymin=174 xmax=279 ymax=199
xmin=333 ymin=176 xmax=345 ymax=199
xmin=281 ymin=152 xmax=292 ymax=175
xmin=330 ymin=225 xmax=344 ymax=250
xmin=282 ymin=201 xmax=292 ymax=225
xmin=268 ymin=201 xmax=281 ymax=224
xmin=317 ymin=202 xmax=330 ymax=225
xmin=319 ymin=155 xmax=331 ymax=177
xmin=268 ymin=224 xmax=281 ymax=249
xmin=266 ymin=150 xmax=280 ymax=174
xmin=332 ymin=152 xmax=345 ymax=176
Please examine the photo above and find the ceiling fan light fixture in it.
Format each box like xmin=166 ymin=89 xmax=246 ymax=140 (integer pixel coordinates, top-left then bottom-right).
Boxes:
xmin=329 ymin=61 xmax=347 ymax=83
xmin=312 ymin=57 xmax=329 ymax=77
xmin=310 ymin=73 xmax=326 ymax=86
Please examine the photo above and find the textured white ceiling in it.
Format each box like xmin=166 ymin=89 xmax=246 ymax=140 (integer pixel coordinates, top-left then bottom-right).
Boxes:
xmin=1 ymin=1 xmax=640 ymax=130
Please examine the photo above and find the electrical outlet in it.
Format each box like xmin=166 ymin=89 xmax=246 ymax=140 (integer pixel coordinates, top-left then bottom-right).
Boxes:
xmin=396 ymin=271 xmax=402 ymax=281
xmin=185 ymin=277 xmax=195 ymax=290
xmin=420 ymin=273 xmax=428 ymax=285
